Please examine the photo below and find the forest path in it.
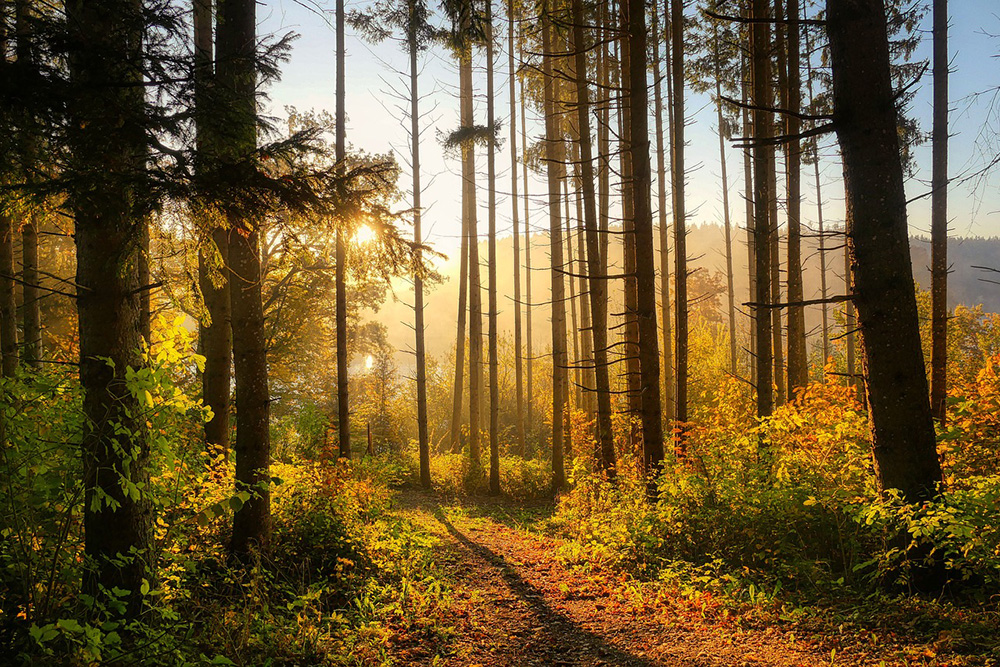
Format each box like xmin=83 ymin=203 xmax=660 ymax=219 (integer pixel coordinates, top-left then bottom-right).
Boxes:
xmin=394 ymin=489 xmax=830 ymax=667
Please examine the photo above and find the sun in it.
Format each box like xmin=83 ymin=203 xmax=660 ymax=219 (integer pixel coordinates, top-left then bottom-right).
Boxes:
xmin=354 ymin=224 xmax=377 ymax=245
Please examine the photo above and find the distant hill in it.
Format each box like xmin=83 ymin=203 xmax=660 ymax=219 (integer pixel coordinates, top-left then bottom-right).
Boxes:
xmin=373 ymin=225 xmax=1000 ymax=364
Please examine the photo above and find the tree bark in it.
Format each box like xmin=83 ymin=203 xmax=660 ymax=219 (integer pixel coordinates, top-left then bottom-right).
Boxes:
xmin=463 ymin=39 xmax=484 ymax=477
xmin=508 ymin=0 xmax=526 ymax=457
xmin=669 ymin=0 xmax=687 ymax=445
xmin=195 ymin=0 xmax=232 ymax=457
xmin=652 ymin=5 xmax=675 ymax=423
xmin=0 ymin=207 xmax=14 ymax=378
xmin=542 ymin=1 xmax=566 ymax=490
xmin=751 ymin=0 xmax=774 ymax=418
xmin=630 ymin=0 xmax=665 ymax=487
xmin=410 ymin=0 xmax=430 ymax=489
xmin=486 ymin=0 xmax=500 ymax=495
xmin=827 ymin=0 xmax=943 ymax=505
xmin=570 ymin=0 xmax=615 ymax=476
xmin=519 ymin=71 xmax=533 ymax=437
xmin=335 ymin=0 xmax=351 ymax=459
xmin=714 ymin=29 xmax=738 ymax=377
xmin=219 ymin=0 xmax=270 ymax=555
xmin=67 ymin=0 xmax=153 ymax=616
xmin=784 ymin=0 xmax=808 ymax=394
xmin=930 ymin=0 xmax=948 ymax=422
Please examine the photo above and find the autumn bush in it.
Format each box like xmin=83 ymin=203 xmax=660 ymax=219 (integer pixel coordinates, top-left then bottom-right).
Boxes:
xmin=551 ymin=373 xmax=1000 ymax=598
xmin=0 ymin=319 xmax=453 ymax=666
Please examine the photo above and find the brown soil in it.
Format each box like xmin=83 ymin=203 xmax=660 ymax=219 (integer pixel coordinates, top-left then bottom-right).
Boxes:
xmin=395 ymin=490 xmax=830 ymax=667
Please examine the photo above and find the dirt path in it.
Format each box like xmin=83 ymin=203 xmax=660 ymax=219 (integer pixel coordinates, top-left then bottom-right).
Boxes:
xmin=395 ymin=490 xmax=830 ymax=667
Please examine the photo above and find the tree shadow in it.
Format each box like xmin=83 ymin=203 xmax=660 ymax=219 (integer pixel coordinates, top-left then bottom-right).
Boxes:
xmin=431 ymin=505 xmax=682 ymax=667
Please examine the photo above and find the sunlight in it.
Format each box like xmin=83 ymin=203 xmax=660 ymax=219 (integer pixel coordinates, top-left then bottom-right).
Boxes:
xmin=365 ymin=354 xmax=374 ymax=370
xmin=354 ymin=224 xmax=377 ymax=246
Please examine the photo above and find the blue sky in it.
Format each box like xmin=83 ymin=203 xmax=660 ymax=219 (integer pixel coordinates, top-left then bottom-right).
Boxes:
xmin=258 ymin=0 xmax=1000 ymax=255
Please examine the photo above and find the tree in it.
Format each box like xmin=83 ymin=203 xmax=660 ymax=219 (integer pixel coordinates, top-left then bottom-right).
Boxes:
xmin=16 ymin=0 xmax=41 ymax=369
xmin=218 ymin=0 xmax=271 ymax=555
xmin=349 ymin=0 xmax=438 ymax=488
xmin=65 ymin=0 xmax=153 ymax=616
xmin=336 ymin=0 xmax=351 ymax=459
xmin=930 ymin=0 xmax=948 ymax=421
xmin=507 ymin=0 xmax=526 ymax=457
xmin=784 ymin=0 xmax=808 ymax=394
xmin=485 ymin=0 xmax=500 ymax=495
xmin=669 ymin=0 xmax=687 ymax=446
xmin=194 ymin=0 xmax=232 ymax=457
xmin=569 ymin=0 xmax=614 ymax=475
xmin=750 ymin=0 xmax=774 ymax=418
xmin=541 ymin=0 xmax=566 ymax=491
xmin=627 ymin=0 xmax=665 ymax=486
xmin=826 ymin=0 xmax=943 ymax=507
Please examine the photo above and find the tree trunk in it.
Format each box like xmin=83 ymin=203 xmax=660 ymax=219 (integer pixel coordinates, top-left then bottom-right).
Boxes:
xmin=564 ymin=179 xmax=582 ymax=415
xmin=67 ymin=0 xmax=153 ymax=617
xmin=630 ymin=0 xmax=665 ymax=488
xmin=16 ymin=0 xmax=41 ymax=369
xmin=463 ymin=41 xmax=483 ymax=478
xmin=751 ymin=0 xmax=774 ymax=418
xmin=652 ymin=5 xmax=675 ymax=423
xmin=669 ymin=0 xmax=686 ymax=445
xmin=485 ymin=0 xmax=500 ymax=495
xmin=930 ymin=0 xmax=948 ymax=422
xmin=410 ymin=0 xmax=430 ymax=489
xmin=804 ymin=27 xmax=830 ymax=370
xmin=0 ymin=207 xmax=14 ymax=377
xmin=714 ymin=30 xmax=738 ymax=377
xmin=508 ymin=0 xmax=526 ymax=456
xmin=449 ymin=198 xmax=469 ymax=453
xmin=195 ymin=0 xmax=232 ymax=457
xmin=617 ymin=8 xmax=640 ymax=432
xmin=218 ymin=0 xmax=270 ymax=555
xmin=570 ymin=0 xmax=615 ymax=476
xmin=335 ymin=0 xmax=351 ymax=459
xmin=742 ymin=51 xmax=756 ymax=386
xmin=771 ymin=0 xmax=785 ymax=406
xmin=542 ymin=1 xmax=566 ymax=490
xmin=519 ymin=72 xmax=533 ymax=438
xmin=784 ymin=0 xmax=807 ymax=395
xmin=827 ymin=0 xmax=943 ymax=505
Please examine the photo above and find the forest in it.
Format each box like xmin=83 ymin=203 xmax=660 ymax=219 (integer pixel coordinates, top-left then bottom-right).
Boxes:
xmin=1 ymin=0 xmax=999 ymax=664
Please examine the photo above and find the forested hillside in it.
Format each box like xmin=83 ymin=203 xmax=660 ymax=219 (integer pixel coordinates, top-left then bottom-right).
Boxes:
xmin=2 ymin=0 xmax=1000 ymax=665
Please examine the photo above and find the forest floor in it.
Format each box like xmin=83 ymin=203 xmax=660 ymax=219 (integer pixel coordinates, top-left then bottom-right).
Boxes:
xmin=387 ymin=489 xmax=951 ymax=667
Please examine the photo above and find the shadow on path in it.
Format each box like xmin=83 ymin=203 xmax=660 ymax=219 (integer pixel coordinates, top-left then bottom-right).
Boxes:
xmin=431 ymin=504 xmax=683 ymax=667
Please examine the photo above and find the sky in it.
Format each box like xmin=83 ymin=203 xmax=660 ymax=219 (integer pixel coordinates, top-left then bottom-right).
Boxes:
xmin=258 ymin=0 xmax=1000 ymax=255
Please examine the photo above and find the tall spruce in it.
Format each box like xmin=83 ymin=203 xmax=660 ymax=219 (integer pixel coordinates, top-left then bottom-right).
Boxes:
xmin=930 ymin=0 xmax=948 ymax=421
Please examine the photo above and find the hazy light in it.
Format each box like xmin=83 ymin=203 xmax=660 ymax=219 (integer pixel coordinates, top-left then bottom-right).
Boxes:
xmin=365 ymin=354 xmax=374 ymax=370
xmin=354 ymin=224 xmax=376 ymax=245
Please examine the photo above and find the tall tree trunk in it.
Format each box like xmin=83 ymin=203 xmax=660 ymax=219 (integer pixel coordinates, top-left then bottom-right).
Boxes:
xmin=930 ymin=0 xmax=948 ymax=422
xmin=0 ymin=4 xmax=14 ymax=378
xmin=0 ymin=207 xmax=14 ymax=377
xmin=570 ymin=0 xmax=615 ymax=476
xmin=220 ymin=0 xmax=270 ymax=555
xmin=410 ymin=0 xmax=430 ymax=489
xmin=508 ymin=0 xmax=526 ymax=456
xmin=67 ymin=0 xmax=153 ymax=616
xmin=485 ymin=0 xmax=500 ymax=495
xmin=617 ymin=6 xmax=640 ymax=431
xmin=565 ymin=179 xmax=582 ymax=414
xmin=542 ymin=0 xmax=566 ymax=490
xmin=449 ymin=206 xmax=469 ymax=453
xmin=784 ymin=0 xmax=807 ymax=394
xmin=714 ymin=30 xmax=738 ymax=377
xmin=195 ymin=0 xmax=232 ymax=457
xmin=463 ymin=43 xmax=484 ymax=478
xmin=770 ymin=0 xmax=785 ymax=407
xmin=742 ymin=51 xmax=756 ymax=386
xmin=751 ymin=0 xmax=774 ymax=418
xmin=827 ymin=0 xmax=943 ymax=506
xmin=16 ymin=0 xmax=41 ymax=369
xmin=629 ymin=0 xmax=665 ymax=487
xmin=669 ymin=0 xmax=686 ymax=445
xmin=519 ymin=72 xmax=533 ymax=437
xmin=845 ymin=229 xmax=857 ymax=396
xmin=573 ymin=160 xmax=595 ymax=418
xmin=335 ymin=0 xmax=351 ymax=459
xmin=597 ymin=0 xmax=611 ymax=276
xmin=652 ymin=5 xmax=675 ymax=422
xmin=805 ymin=26 xmax=830 ymax=370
